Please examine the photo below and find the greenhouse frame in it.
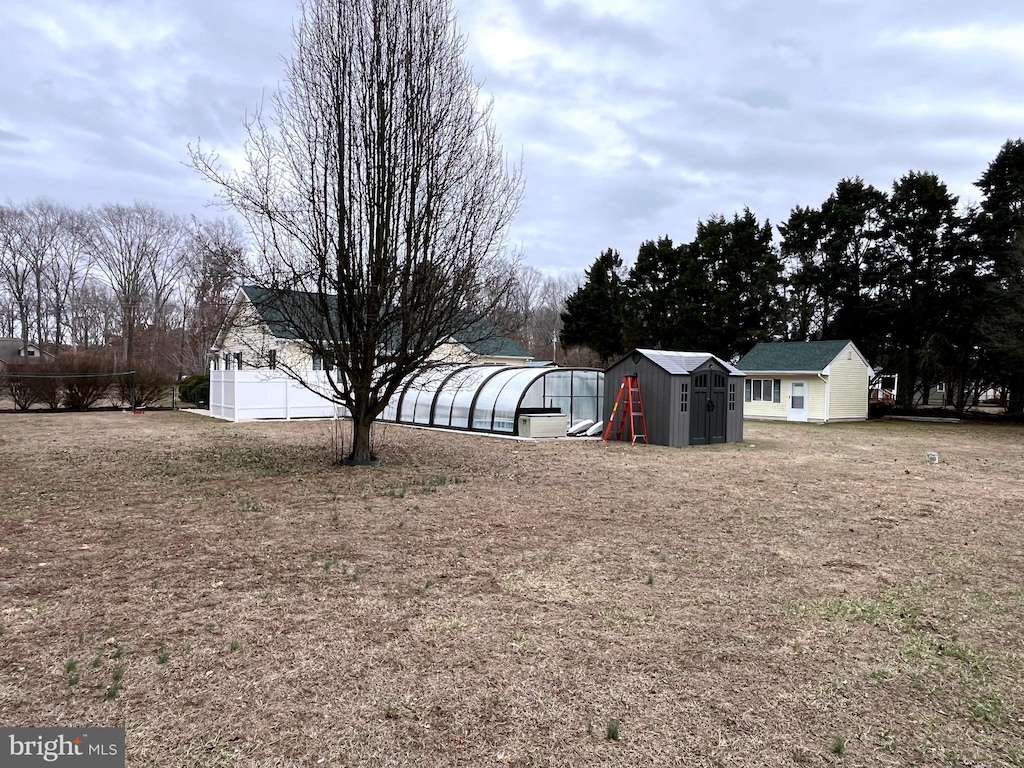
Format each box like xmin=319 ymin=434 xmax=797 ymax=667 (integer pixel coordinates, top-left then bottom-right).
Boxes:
xmin=209 ymin=364 xmax=604 ymax=435
xmin=381 ymin=364 xmax=605 ymax=436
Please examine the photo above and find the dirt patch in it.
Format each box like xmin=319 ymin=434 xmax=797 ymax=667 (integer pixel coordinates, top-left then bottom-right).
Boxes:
xmin=1 ymin=413 xmax=1022 ymax=766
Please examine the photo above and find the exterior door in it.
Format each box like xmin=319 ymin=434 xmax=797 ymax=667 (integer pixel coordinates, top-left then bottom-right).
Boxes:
xmin=708 ymin=372 xmax=727 ymax=443
xmin=689 ymin=370 xmax=727 ymax=444
xmin=787 ymin=381 xmax=808 ymax=422
xmin=690 ymin=373 xmax=709 ymax=444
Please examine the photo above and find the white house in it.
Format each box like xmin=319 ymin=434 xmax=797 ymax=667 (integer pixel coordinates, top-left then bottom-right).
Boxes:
xmin=210 ymin=286 xmax=533 ymax=372
xmin=736 ymin=340 xmax=871 ymax=423
xmin=207 ymin=286 xmax=535 ymax=421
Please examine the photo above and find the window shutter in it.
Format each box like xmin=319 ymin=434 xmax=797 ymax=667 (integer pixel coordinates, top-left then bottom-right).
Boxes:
xmin=773 ymin=379 xmax=781 ymax=403
xmin=744 ymin=379 xmax=751 ymax=402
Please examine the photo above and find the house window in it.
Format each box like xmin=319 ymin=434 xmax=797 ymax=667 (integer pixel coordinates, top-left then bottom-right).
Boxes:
xmin=234 ymin=352 xmax=243 ymax=370
xmin=312 ymin=355 xmax=323 ymax=371
xmin=212 ymin=357 xmax=220 ymax=371
xmin=27 ymin=349 xmax=36 ymax=357
xmin=729 ymin=383 xmax=736 ymax=411
xmin=745 ymin=378 xmax=781 ymax=403
xmin=680 ymin=382 xmax=689 ymax=412
xmin=268 ymin=350 xmax=277 ymax=370
xmin=936 ymin=382 xmax=945 ymax=393
xmin=223 ymin=354 xmax=232 ymax=370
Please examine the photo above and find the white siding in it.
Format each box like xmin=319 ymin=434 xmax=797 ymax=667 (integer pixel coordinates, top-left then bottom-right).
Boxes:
xmin=825 ymin=343 xmax=870 ymax=421
xmin=806 ymin=376 xmax=828 ymax=422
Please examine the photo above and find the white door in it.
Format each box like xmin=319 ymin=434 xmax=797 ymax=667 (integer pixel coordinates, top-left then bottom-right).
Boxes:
xmin=787 ymin=381 xmax=808 ymax=422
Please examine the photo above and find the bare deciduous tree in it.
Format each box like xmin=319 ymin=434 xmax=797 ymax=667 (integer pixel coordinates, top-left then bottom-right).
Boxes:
xmin=20 ymin=199 xmax=69 ymax=347
xmin=89 ymin=202 xmax=187 ymax=365
xmin=47 ymin=205 xmax=93 ymax=347
xmin=0 ymin=204 xmax=33 ymax=352
xmin=72 ymin=277 xmax=120 ymax=350
xmin=190 ymin=0 xmax=523 ymax=463
xmin=177 ymin=217 xmax=244 ymax=371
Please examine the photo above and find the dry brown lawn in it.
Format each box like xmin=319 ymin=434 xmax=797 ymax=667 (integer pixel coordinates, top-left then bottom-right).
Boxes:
xmin=0 ymin=412 xmax=1022 ymax=767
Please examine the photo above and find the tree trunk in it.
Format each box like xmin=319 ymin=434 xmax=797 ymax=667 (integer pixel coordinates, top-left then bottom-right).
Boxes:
xmin=1009 ymin=380 xmax=1024 ymax=414
xmin=347 ymin=413 xmax=375 ymax=464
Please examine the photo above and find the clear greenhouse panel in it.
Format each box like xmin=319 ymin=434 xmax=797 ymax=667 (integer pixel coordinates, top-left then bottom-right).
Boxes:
xmin=431 ymin=366 xmax=482 ymax=427
xmin=378 ymin=364 xmax=604 ymax=437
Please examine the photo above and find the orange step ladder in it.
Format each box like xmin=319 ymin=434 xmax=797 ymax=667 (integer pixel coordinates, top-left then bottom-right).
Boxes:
xmin=603 ymin=374 xmax=649 ymax=444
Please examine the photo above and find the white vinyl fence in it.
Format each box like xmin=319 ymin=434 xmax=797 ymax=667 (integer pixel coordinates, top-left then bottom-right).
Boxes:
xmin=210 ymin=370 xmax=348 ymax=421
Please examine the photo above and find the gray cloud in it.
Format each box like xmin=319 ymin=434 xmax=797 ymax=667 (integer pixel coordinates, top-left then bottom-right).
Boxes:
xmin=0 ymin=0 xmax=1021 ymax=273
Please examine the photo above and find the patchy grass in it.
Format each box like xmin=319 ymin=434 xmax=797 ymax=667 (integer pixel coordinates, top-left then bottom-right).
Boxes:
xmin=0 ymin=412 xmax=1022 ymax=766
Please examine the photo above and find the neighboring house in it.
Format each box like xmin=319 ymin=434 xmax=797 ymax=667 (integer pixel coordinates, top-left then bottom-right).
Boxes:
xmin=604 ymin=349 xmax=745 ymax=446
xmin=429 ymin=317 xmax=533 ymax=366
xmin=0 ymin=338 xmax=53 ymax=371
xmin=914 ymin=382 xmax=948 ymax=407
xmin=210 ymin=286 xmax=532 ymax=371
xmin=737 ymin=340 xmax=870 ymax=423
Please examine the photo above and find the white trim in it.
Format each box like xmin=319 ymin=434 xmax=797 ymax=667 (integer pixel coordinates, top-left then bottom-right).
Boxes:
xmin=742 ymin=369 xmax=822 ymax=375
xmin=818 ymin=372 xmax=830 ymax=422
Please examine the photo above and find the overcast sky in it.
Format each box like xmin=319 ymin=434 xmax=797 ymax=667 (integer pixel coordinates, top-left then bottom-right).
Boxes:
xmin=1 ymin=0 xmax=1021 ymax=275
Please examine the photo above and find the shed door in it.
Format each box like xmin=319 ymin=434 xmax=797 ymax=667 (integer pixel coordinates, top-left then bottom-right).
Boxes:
xmin=708 ymin=372 xmax=727 ymax=443
xmin=690 ymin=369 xmax=727 ymax=445
xmin=690 ymin=372 xmax=709 ymax=445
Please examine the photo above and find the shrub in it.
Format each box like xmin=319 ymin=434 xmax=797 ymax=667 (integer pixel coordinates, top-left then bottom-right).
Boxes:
xmin=61 ymin=353 xmax=117 ymax=410
xmin=115 ymin=364 xmax=175 ymax=408
xmin=178 ymin=374 xmax=210 ymax=406
xmin=2 ymin=365 xmax=41 ymax=410
xmin=30 ymin=361 xmax=63 ymax=410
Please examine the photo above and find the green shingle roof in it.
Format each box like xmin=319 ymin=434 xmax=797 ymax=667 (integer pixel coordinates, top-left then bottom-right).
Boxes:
xmin=737 ymin=340 xmax=853 ymax=373
xmin=241 ymin=286 xmax=530 ymax=358
xmin=456 ymin=317 xmax=531 ymax=359
xmin=241 ymin=285 xmax=326 ymax=340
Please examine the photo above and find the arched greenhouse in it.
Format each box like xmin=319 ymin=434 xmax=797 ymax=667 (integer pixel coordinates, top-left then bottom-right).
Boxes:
xmin=380 ymin=364 xmax=604 ymax=436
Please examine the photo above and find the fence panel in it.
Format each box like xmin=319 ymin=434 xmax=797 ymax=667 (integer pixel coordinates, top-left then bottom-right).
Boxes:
xmin=210 ymin=370 xmax=347 ymax=421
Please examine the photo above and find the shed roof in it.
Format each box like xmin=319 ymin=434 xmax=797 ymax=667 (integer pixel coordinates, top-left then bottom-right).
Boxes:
xmin=737 ymin=340 xmax=854 ymax=373
xmin=612 ymin=349 xmax=744 ymax=375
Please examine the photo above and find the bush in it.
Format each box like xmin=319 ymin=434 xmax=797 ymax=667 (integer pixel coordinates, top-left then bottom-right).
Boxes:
xmin=2 ymin=365 xmax=41 ymax=410
xmin=114 ymin=364 xmax=175 ymax=408
xmin=61 ymin=353 xmax=117 ymax=410
xmin=178 ymin=374 xmax=210 ymax=406
xmin=31 ymin=361 xmax=63 ymax=410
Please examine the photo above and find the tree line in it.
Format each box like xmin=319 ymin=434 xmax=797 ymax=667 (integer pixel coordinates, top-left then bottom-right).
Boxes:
xmin=0 ymin=200 xmax=246 ymax=373
xmin=561 ymin=139 xmax=1024 ymax=412
xmin=0 ymin=196 xmax=584 ymax=381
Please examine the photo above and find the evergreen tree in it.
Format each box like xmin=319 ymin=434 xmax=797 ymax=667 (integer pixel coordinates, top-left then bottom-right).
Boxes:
xmin=689 ymin=209 xmax=784 ymax=358
xmin=817 ymin=178 xmax=888 ymax=355
xmin=622 ymin=237 xmax=710 ymax=350
xmin=878 ymin=171 xmax=959 ymax=406
xmin=975 ymin=139 xmax=1024 ymax=412
xmin=560 ymin=248 xmax=627 ymax=361
xmin=778 ymin=205 xmax=826 ymax=340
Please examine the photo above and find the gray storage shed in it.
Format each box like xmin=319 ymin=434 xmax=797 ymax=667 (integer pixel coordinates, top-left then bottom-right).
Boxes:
xmin=604 ymin=349 xmax=745 ymax=446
